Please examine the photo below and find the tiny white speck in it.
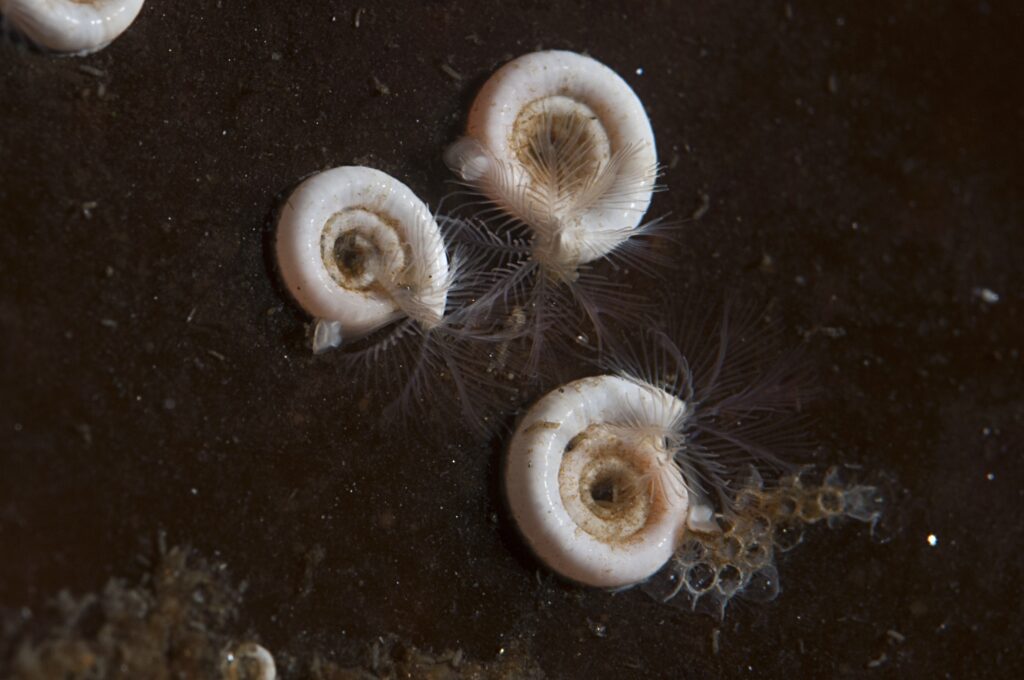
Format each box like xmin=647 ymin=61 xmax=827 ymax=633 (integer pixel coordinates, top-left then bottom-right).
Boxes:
xmin=972 ymin=287 xmax=1000 ymax=304
xmin=636 ymin=67 xmax=644 ymax=75
xmin=190 ymin=487 xmax=198 ymax=496
xmin=986 ymin=473 xmax=995 ymax=481
xmin=927 ymin=534 xmax=938 ymax=547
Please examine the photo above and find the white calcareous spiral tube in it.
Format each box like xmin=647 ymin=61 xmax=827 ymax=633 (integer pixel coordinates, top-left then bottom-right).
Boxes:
xmin=505 ymin=375 xmax=697 ymax=588
xmin=1 ymin=0 xmax=145 ymax=54
xmin=446 ymin=50 xmax=658 ymax=266
xmin=276 ymin=166 xmax=450 ymax=352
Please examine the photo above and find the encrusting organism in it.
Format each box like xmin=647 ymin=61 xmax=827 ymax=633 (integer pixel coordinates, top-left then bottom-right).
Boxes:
xmin=445 ymin=50 xmax=670 ymax=369
xmin=5 ymin=545 xmax=278 ymax=679
xmin=643 ymin=464 xmax=885 ymax=618
xmin=0 ymin=0 xmax=144 ymax=54
xmin=505 ymin=373 xmax=709 ymax=589
xmin=276 ymin=166 xmax=453 ymax=354
xmin=505 ymin=304 xmax=885 ymax=614
xmin=275 ymin=165 xmax=516 ymax=434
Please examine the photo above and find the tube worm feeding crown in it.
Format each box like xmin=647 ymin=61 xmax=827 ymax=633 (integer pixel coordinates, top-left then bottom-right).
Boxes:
xmin=447 ymin=50 xmax=658 ymax=268
xmin=504 ymin=301 xmax=887 ymax=611
xmin=276 ymin=166 xmax=451 ymax=353
xmin=0 ymin=0 xmax=145 ymax=54
xmin=275 ymin=165 xmax=518 ymax=435
xmin=445 ymin=51 xmax=665 ymax=367
xmin=508 ymin=372 xmax=887 ymax=608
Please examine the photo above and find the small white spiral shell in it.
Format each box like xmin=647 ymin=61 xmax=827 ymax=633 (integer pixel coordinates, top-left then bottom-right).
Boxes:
xmin=222 ymin=642 xmax=276 ymax=680
xmin=1 ymin=0 xmax=144 ymax=54
xmin=447 ymin=50 xmax=658 ymax=266
xmin=505 ymin=375 xmax=696 ymax=589
xmin=276 ymin=166 xmax=450 ymax=350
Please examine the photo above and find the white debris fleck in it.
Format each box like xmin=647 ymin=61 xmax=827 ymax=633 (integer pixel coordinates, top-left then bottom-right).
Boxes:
xmin=972 ymin=287 xmax=1000 ymax=304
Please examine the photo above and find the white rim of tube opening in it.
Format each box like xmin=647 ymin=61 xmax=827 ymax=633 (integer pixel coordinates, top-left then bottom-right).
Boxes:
xmin=276 ymin=166 xmax=449 ymax=343
xmin=1 ymin=0 xmax=145 ymax=54
xmin=460 ymin=50 xmax=657 ymax=262
xmin=506 ymin=375 xmax=691 ymax=589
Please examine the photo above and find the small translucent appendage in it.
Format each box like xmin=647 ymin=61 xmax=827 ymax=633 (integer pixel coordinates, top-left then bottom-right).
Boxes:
xmin=643 ymin=465 xmax=887 ymax=618
xmin=311 ymin=319 xmax=344 ymax=354
xmin=444 ymin=137 xmax=491 ymax=183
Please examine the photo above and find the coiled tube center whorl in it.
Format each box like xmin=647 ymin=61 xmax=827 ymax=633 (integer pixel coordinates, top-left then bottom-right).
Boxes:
xmin=320 ymin=208 xmax=408 ymax=292
xmin=560 ymin=425 xmax=665 ymax=544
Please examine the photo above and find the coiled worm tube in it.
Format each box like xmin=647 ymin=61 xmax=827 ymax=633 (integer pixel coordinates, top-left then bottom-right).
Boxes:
xmin=506 ymin=375 xmax=713 ymax=588
xmin=276 ymin=166 xmax=451 ymax=353
xmin=1 ymin=0 xmax=145 ymax=54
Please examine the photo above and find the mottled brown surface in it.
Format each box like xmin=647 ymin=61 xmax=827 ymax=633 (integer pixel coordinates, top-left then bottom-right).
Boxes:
xmin=1 ymin=1 xmax=1022 ymax=678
